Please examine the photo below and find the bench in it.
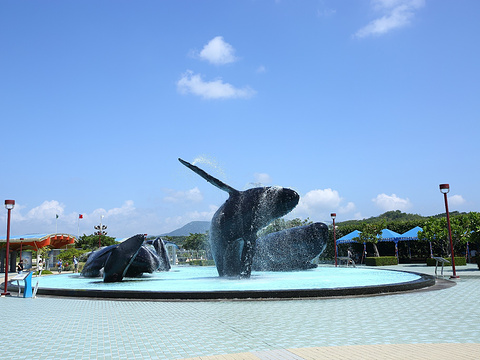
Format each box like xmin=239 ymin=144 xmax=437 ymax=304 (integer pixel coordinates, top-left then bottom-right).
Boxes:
xmin=10 ymin=271 xmax=33 ymax=298
xmin=433 ymin=256 xmax=450 ymax=277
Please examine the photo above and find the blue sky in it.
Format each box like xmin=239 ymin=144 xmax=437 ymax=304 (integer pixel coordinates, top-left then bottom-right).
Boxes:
xmin=1 ymin=0 xmax=479 ymax=239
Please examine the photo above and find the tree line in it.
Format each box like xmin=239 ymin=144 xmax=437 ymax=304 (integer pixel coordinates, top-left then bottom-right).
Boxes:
xmin=65 ymin=210 xmax=480 ymax=264
xmin=331 ymin=210 xmax=480 ymax=260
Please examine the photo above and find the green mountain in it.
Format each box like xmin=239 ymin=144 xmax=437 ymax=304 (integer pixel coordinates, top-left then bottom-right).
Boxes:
xmin=339 ymin=210 xmax=425 ymax=226
xmin=161 ymin=221 xmax=210 ymax=237
xmin=338 ymin=210 xmax=466 ymax=227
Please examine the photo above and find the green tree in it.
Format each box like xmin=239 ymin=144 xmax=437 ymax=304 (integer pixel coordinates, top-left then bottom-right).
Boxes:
xmin=467 ymin=212 xmax=480 ymax=245
xmin=57 ymin=248 xmax=89 ymax=263
xmin=183 ymin=233 xmax=209 ymax=251
xmin=76 ymin=233 xmax=117 ymax=250
xmin=353 ymin=221 xmax=386 ymax=257
xmin=418 ymin=215 xmax=469 ymax=256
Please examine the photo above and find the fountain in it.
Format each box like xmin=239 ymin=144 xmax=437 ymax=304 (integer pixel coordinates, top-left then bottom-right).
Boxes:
xmin=17 ymin=266 xmax=433 ymax=300
xmin=8 ymin=158 xmax=435 ymax=299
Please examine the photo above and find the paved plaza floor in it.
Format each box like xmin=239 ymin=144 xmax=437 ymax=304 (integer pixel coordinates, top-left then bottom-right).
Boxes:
xmin=1 ymin=264 xmax=479 ymax=359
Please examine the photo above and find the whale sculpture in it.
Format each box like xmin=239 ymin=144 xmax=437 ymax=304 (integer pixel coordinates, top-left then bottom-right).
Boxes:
xmin=179 ymin=158 xmax=300 ymax=278
xmin=81 ymin=244 xmax=117 ymax=278
xmin=125 ymin=238 xmax=171 ymax=277
xmin=103 ymin=234 xmax=145 ymax=282
xmin=81 ymin=235 xmax=171 ymax=282
xmin=253 ymin=222 xmax=328 ymax=271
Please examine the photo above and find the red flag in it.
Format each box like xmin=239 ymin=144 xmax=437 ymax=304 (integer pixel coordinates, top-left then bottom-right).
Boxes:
xmin=79 ymin=214 xmax=83 ymax=219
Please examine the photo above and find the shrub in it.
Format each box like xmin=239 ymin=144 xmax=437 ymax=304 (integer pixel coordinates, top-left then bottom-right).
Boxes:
xmin=188 ymin=260 xmax=215 ymax=266
xmin=365 ymin=256 xmax=398 ymax=266
xmin=34 ymin=270 xmax=53 ymax=275
xmin=426 ymin=257 xmax=466 ymax=266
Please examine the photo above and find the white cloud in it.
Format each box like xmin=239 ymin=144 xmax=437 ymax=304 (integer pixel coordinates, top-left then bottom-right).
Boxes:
xmin=163 ymin=187 xmax=203 ymax=203
xmin=199 ymin=36 xmax=237 ymax=65
xmin=354 ymin=0 xmax=425 ymax=38
xmin=164 ymin=205 xmax=218 ymax=230
xmin=177 ymin=70 xmax=256 ymax=100
xmin=254 ymin=173 xmax=272 ymax=186
xmin=372 ymin=193 xmax=412 ymax=211
xmin=106 ymin=200 xmax=135 ymax=216
xmin=449 ymin=194 xmax=466 ymax=207
xmin=317 ymin=7 xmax=336 ymax=18
xmin=0 ymin=199 xmax=217 ymax=239
xmin=291 ymin=188 xmax=356 ymax=221
xmin=256 ymin=65 xmax=266 ymax=73
xmin=1 ymin=200 xmax=141 ymax=238
xmin=185 ymin=205 xmax=218 ymax=221
xmin=301 ymin=188 xmax=342 ymax=209
xmin=24 ymin=200 xmax=65 ymax=221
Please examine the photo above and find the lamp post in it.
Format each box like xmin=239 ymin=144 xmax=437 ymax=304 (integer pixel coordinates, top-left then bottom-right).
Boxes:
xmin=20 ymin=238 xmax=24 ymax=262
xmin=331 ymin=213 xmax=337 ymax=267
xmin=94 ymin=215 xmax=107 ymax=248
xmin=2 ymin=200 xmax=15 ymax=296
xmin=439 ymin=184 xmax=459 ymax=279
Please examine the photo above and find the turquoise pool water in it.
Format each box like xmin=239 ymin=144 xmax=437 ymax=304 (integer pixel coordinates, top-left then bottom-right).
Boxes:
xmin=32 ymin=265 xmax=421 ymax=293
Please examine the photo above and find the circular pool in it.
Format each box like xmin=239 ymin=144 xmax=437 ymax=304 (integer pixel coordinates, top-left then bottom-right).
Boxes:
xmin=18 ymin=265 xmax=435 ymax=300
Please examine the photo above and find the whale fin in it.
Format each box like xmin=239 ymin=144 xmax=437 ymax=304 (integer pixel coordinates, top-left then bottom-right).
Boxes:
xmin=179 ymin=158 xmax=238 ymax=195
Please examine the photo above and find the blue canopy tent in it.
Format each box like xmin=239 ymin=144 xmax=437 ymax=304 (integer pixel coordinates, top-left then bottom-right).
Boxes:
xmin=378 ymin=229 xmax=402 ymax=259
xmin=378 ymin=229 xmax=402 ymax=241
xmin=379 ymin=228 xmax=429 ymax=259
xmin=398 ymin=226 xmax=423 ymax=241
xmin=398 ymin=226 xmax=431 ymax=257
xmin=336 ymin=230 xmax=368 ymax=263
xmin=336 ymin=230 xmax=362 ymax=244
xmin=336 ymin=227 xmax=427 ymax=261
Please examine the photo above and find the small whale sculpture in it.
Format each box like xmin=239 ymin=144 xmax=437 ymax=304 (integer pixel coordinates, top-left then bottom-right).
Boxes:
xmin=253 ymin=222 xmax=328 ymax=271
xmin=81 ymin=235 xmax=171 ymax=282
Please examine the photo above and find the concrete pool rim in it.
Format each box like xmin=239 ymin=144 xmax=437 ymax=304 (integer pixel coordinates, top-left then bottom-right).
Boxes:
xmin=8 ymin=268 xmax=440 ymax=300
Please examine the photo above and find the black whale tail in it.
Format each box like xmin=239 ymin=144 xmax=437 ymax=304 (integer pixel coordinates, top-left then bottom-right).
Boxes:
xmin=179 ymin=158 xmax=238 ymax=195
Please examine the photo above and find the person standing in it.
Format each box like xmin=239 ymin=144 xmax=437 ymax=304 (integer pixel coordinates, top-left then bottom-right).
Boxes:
xmin=17 ymin=260 xmax=24 ymax=273
xmin=73 ymin=256 xmax=78 ymax=273
xmin=37 ymin=259 xmax=43 ymax=276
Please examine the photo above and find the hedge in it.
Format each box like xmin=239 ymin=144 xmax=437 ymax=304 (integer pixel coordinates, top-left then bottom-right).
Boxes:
xmin=33 ymin=270 xmax=53 ymax=275
xmin=188 ymin=260 xmax=215 ymax=266
xmin=426 ymin=257 xmax=467 ymax=266
xmin=365 ymin=256 xmax=398 ymax=266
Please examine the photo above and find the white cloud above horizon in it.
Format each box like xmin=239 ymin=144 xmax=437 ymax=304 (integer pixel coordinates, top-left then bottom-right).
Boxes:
xmin=449 ymin=194 xmax=466 ymax=207
xmin=198 ymin=36 xmax=237 ymax=65
xmin=355 ymin=0 xmax=425 ymax=38
xmin=253 ymin=173 xmax=272 ymax=186
xmin=177 ymin=70 xmax=256 ymax=100
xmin=291 ymin=188 xmax=356 ymax=221
xmin=0 ymin=190 xmax=471 ymax=240
xmin=0 ymin=199 xmax=216 ymax=239
xmin=22 ymin=200 xmax=65 ymax=221
xmin=163 ymin=187 xmax=203 ymax=203
xmin=372 ymin=193 xmax=412 ymax=211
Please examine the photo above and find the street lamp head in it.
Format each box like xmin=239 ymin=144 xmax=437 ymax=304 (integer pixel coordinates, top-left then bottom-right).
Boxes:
xmin=439 ymin=184 xmax=450 ymax=194
xmin=330 ymin=213 xmax=336 ymax=220
xmin=4 ymin=199 xmax=15 ymax=210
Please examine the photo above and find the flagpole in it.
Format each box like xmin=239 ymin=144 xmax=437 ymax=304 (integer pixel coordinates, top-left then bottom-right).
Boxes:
xmin=56 ymin=214 xmax=58 ymax=234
